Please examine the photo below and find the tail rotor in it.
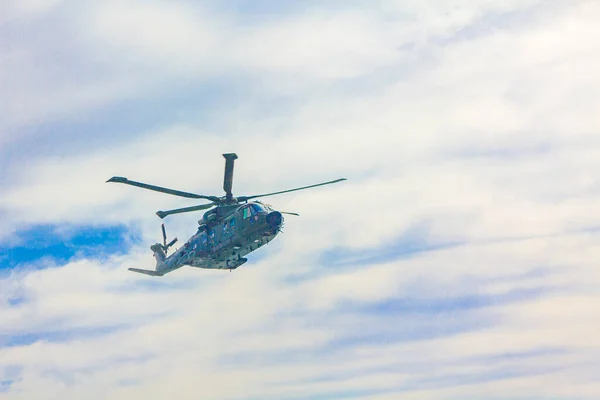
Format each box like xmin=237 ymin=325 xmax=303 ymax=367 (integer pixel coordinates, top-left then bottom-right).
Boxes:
xmin=160 ymin=223 xmax=178 ymax=255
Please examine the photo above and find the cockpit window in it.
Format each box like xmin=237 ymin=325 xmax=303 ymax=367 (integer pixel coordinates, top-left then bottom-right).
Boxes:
xmin=243 ymin=204 xmax=265 ymax=219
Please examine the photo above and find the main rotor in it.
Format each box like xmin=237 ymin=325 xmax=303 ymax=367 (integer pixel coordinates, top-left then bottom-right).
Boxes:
xmin=107 ymin=153 xmax=346 ymax=219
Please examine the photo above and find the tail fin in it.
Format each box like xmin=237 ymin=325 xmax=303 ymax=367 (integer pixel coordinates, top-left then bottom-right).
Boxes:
xmin=128 ymin=267 xmax=163 ymax=276
xmin=127 ymin=242 xmax=173 ymax=277
xmin=151 ymin=243 xmax=166 ymax=262
xmin=127 ymin=245 xmax=167 ymax=277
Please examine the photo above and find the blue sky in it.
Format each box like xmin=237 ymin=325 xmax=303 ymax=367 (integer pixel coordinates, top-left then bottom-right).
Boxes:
xmin=0 ymin=224 xmax=136 ymax=272
xmin=1 ymin=0 xmax=600 ymax=399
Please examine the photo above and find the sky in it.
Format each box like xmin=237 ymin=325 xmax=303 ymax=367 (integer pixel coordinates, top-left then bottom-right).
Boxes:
xmin=1 ymin=0 xmax=600 ymax=398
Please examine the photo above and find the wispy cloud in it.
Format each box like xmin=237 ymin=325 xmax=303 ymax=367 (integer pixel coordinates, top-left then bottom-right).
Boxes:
xmin=1 ymin=0 xmax=599 ymax=399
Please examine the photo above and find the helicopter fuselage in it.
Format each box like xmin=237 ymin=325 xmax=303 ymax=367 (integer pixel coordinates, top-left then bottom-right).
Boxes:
xmin=155 ymin=202 xmax=283 ymax=274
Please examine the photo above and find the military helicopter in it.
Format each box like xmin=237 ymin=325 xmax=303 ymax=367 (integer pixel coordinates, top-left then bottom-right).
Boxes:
xmin=107 ymin=153 xmax=346 ymax=276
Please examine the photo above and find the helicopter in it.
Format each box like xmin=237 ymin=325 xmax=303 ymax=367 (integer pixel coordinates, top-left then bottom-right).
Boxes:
xmin=107 ymin=153 xmax=346 ymax=276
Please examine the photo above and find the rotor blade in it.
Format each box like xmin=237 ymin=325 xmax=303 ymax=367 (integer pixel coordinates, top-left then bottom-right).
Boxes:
xmin=222 ymin=153 xmax=238 ymax=200
xmin=260 ymin=202 xmax=298 ymax=215
xmin=156 ymin=203 xmax=216 ymax=219
xmin=238 ymin=178 xmax=347 ymax=201
xmin=161 ymin=223 xmax=167 ymax=246
xmin=106 ymin=176 xmax=220 ymax=202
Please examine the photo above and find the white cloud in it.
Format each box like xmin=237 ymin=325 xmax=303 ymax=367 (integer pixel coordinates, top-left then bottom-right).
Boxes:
xmin=232 ymin=10 xmax=403 ymax=79
xmin=2 ymin=230 xmax=598 ymax=398
xmin=0 ymin=0 xmax=64 ymax=21
xmin=87 ymin=0 xmax=225 ymax=73
xmin=1 ymin=0 xmax=600 ymax=399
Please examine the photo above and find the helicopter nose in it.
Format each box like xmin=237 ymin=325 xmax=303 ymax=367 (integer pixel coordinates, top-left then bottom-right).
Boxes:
xmin=266 ymin=211 xmax=283 ymax=228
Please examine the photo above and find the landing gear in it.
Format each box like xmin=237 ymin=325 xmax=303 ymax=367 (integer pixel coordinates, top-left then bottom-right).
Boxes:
xmin=225 ymin=257 xmax=248 ymax=271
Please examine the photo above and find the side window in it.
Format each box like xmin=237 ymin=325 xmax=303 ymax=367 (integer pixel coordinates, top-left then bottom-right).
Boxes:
xmin=223 ymin=222 xmax=227 ymax=231
xmin=243 ymin=207 xmax=251 ymax=219
xmin=230 ymin=218 xmax=235 ymax=227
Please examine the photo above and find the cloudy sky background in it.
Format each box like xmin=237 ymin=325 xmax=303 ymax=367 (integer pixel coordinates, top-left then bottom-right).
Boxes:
xmin=1 ymin=0 xmax=600 ymax=398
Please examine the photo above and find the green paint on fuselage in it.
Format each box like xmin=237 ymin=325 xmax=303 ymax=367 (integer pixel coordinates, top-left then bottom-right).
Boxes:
xmin=157 ymin=202 xmax=282 ymax=273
